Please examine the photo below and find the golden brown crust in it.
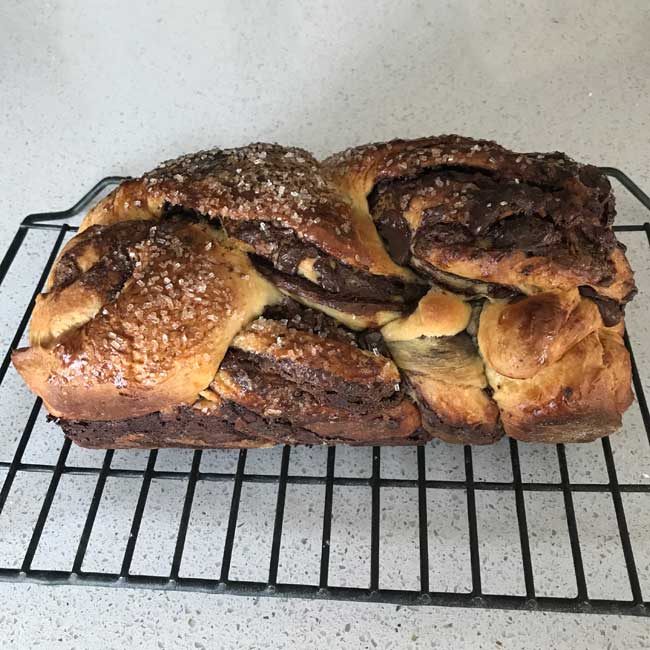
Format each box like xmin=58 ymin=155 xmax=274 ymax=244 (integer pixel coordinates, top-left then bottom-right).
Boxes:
xmin=478 ymin=290 xmax=602 ymax=380
xmin=81 ymin=145 xmax=412 ymax=282
xmin=485 ymin=327 xmax=633 ymax=442
xmin=411 ymin=378 xmax=501 ymax=445
xmin=77 ymin=144 xmax=425 ymax=331
xmin=417 ymin=244 xmax=635 ymax=303
xmin=13 ymin=220 xmax=279 ymax=421
xmin=478 ymin=289 xmax=633 ymax=442
xmin=33 ymin=220 xmax=155 ymax=346
xmin=12 ymin=136 xmax=636 ymax=447
xmin=80 ymin=180 xmax=160 ymax=232
xmin=381 ymin=288 xmax=471 ymax=341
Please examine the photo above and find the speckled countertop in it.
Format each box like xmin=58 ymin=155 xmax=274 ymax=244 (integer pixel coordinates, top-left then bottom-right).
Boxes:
xmin=1 ymin=1 xmax=650 ymax=648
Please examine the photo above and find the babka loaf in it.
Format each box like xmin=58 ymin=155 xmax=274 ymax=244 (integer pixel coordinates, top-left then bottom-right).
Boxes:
xmin=12 ymin=136 xmax=636 ymax=447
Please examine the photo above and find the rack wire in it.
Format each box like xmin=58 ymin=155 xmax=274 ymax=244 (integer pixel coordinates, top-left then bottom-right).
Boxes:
xmin=0 ymin=170 xmax=648 ymax=616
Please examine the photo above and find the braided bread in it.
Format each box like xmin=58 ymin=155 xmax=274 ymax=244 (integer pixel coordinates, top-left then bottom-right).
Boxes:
xmin=12 ymin=136 xmax=635 ymax=448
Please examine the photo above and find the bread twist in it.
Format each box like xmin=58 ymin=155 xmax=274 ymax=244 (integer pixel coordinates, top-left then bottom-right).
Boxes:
xmin=12 ymin=136 xmax=635 ymax=447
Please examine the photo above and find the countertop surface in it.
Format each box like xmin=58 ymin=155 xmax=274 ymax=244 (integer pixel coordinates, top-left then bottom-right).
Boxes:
xmin=1 ymin=1 xmax=650 ymax=648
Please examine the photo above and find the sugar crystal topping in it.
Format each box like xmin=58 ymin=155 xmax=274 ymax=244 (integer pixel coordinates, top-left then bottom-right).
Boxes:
xmin=57 ymin=221 xmax=247 ymax=387
xmin=233 ymin=318 xmax=399 ymax=385
xmin=144 ymin=143 xmax=352 ymax=235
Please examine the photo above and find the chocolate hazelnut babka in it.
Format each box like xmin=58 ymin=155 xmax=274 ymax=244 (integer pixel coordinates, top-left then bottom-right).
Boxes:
xmin=12 ymin=136 xmax=636 ymax=448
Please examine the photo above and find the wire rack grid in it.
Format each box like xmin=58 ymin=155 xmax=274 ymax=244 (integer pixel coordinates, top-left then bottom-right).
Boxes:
xmin=0 ymin=169 xmax=649 ymax=616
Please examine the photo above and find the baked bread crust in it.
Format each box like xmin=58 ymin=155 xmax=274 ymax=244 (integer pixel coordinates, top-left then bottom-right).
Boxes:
xmin=482 ymin=324 xmax=633 ymax=442
xmin=14 ymin=219 xmax=280 ymax=421
xmin=80 ymin=144 xmax=423 ymax=330
xmin=325 ymin=136 xmax=635 ymax=311
xmin=12 ymin=136 xmax=636 ymax=447
xmin=477 ymin=289 xmax=601 ymax=380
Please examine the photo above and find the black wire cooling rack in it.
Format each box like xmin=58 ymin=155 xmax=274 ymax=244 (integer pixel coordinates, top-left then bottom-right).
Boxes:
xmin=0 ymin=170 xmax=649 ymax=616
